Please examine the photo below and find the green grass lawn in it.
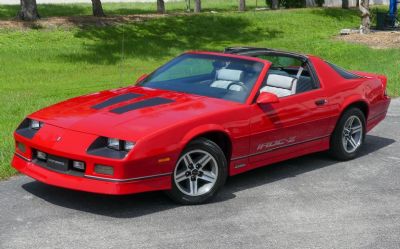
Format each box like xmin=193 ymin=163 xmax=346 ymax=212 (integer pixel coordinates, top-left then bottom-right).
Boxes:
xmin=0 ymin=3 xmax=399 ymax=179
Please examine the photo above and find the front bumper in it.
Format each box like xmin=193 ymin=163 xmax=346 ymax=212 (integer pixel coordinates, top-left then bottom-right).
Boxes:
xmin=12 ymin=153 xmax=172 ymax=195
xmin=12 ymin=123 xmax=174 ymax=195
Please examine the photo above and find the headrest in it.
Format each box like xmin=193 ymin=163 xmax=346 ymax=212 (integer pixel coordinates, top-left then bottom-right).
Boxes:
xmin=216 ymin=69 xmax=243 ymax=82
xmin=266 ymin=74 xmax=296 ymax=90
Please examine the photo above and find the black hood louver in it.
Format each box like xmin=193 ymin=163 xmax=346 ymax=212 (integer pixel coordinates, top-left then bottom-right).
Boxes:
xmin=110 ymin=97 xmax=174 ymax=114
xmin=92 ymin=93 xmax=143 ymax=110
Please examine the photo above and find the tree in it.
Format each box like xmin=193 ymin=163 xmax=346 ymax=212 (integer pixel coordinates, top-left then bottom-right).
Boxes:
xmin=91 ymin=0 xmax=105 ymax=17
xmin=17 ymin=0 xmax=40 ymax=21
xmin=185 ymin=0 xmax=190 ymax=12
xmin=194 ymin=0 xmax=201 ymax=13
xmin=157 ymin=0 xmax=166 ymax=14
xmin=359 ymin=0 xmax=370 ymax=33
xmin=271 ymin=0 xmax=279 ymax=9
xmin=305 ymin=0 xmax=316 ymax=7
xmin=342 ymin=0 xmax=349 ymax=9
xmin=265 ymin=0 xmax=279 ymax=9
xmin=239 ymin=0 xmax=246 ymax=11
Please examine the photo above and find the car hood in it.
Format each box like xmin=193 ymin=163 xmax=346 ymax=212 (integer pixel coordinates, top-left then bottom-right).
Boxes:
xmin=30 ymin=86 xmax=238 ymax=140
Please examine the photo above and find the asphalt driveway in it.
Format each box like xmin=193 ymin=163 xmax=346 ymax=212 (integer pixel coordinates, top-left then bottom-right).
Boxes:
xmin=1 ymin=99 xmax=399 ymax=249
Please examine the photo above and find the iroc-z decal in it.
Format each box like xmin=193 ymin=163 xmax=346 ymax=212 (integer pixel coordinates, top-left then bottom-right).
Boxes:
xmin=257 ymin=136 xmax=297 ymax=151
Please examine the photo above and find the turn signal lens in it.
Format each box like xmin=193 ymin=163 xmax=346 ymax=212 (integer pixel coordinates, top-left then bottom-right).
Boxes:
xmin=94 ymin=165 xmax=114 ymax=175
xmin=16 ymin=141 xmax=26 ymax=153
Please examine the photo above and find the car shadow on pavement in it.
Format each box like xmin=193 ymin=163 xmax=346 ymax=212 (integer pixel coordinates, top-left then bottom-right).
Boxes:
xmin=21 ymin=134 xmax=395 ymax=218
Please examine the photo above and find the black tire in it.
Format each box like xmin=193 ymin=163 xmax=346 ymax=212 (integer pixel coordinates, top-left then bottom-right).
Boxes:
xmin=166 ymin=138 xmax=228 ymax=205
xmin=329 ymin=107 xmax=366 ymax=160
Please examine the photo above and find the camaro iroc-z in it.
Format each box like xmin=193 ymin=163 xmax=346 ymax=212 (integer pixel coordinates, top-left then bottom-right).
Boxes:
xmin=12 ymin=47 xmax=390 ymax=204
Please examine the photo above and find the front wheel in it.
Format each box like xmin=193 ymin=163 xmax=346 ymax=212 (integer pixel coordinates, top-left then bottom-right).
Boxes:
xmin=330 ymin=108 xmax=366 ymax=160
xmin=166 ymin=138 xmax=227 ymax=205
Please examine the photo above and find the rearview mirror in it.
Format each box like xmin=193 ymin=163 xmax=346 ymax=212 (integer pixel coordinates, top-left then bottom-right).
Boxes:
xmin=136 ymin=74 xmax=148 ymax=84
xmin=257 ymin=92 xmax=279 ymax=105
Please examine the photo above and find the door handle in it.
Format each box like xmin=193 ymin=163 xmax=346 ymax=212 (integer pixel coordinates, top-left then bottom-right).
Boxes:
xmin=315 ymin=99 xmax=327 ymax=106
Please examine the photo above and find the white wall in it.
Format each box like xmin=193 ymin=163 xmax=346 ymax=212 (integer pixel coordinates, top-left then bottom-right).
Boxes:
xmin=324 ymin=0 xmax=389 ymax=7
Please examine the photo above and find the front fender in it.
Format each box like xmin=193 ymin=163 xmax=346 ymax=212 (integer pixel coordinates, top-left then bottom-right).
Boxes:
xmin=180 ymin=124 xmax=232 ymax=148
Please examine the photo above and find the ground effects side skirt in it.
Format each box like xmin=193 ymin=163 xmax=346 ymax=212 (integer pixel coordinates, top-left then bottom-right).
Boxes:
xmin=110 ymin=97 xmax=174 ymax=114
xmin=92 ymin=93 xmax=143 ymax=110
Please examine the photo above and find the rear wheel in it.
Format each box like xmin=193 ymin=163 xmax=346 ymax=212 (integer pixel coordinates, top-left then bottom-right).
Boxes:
xmin=166 ymin=138 xmax=227 ymax=205
xmin=330 ymin=108 xmax=366 ymax=160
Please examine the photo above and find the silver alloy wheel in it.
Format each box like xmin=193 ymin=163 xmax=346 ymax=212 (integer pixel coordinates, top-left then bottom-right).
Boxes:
xmin=174 ymin=149 xmax=218 ymax=197
xmin=342 ymin=115 xmax=363 ymax=153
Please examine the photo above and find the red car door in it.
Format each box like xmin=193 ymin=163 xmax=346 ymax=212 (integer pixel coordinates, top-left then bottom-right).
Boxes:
xmin=248 ymin=88 xmax=333 ymax=167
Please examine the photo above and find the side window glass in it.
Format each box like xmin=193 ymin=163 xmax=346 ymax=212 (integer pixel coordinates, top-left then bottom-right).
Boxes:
xmin=296 ymin=63 xmax=318 ymax=94
xmin=326 ymin=62 xmax=362 ymax=79
xmin=259 ymin=55 xmax=319 ymax=96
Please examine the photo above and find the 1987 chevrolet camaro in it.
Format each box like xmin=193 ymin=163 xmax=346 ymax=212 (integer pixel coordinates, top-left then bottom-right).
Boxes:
xmin=12 ymin=47 xmax=390 ymax=204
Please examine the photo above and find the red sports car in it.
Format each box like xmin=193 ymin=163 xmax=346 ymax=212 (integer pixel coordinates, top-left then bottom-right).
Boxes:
xmin=12 ymin=47 xmax=390 ymax=204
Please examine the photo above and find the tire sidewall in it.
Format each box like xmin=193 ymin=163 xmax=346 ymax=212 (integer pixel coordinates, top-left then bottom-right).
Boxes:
xmin=331 ymin=108 xmax=366 ymax=160
xmin=167 ymin=138 xmax=228 ymax=205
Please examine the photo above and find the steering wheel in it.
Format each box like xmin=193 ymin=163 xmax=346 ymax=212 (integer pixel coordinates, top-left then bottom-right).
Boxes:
xmin=227 ymin=82 xmax=248 ymax=92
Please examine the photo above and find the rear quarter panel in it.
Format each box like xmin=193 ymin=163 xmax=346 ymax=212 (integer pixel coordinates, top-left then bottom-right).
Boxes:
xmin=310 ymin=56 xmax=389 ymax=133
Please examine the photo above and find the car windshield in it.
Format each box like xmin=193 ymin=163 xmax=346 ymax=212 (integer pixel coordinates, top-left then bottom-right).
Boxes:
xmin=140 ymin=53 xmax=264 ymax=103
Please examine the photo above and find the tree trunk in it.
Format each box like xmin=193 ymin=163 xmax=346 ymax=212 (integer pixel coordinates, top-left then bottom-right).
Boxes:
xmin=359 ymin=0 xmax=370 ymax=34
xmin=185 ymin=0 xmax=191 ymax=12
xmin=194 ymin=0 xmax=201 ymax=13
xmin=17 ymin=0 xmax=39 ymax=21
xmin=239 ymin=0 xmax=246 ymax=11
xmin=305 ymin=0 xmax=316 ymax=7
xmin=342 ymin=0 xmax=349 ymax=9
xmin=157 ymin=0 xmax=165 ymax=14
xmin=91 ymin=0 xmax=105 ymax=17
xmin=271 ymin=0 xmax=279 ymax=9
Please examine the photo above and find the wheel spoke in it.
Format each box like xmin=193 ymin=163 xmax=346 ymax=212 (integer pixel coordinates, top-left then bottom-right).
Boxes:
xmin=175 ymin=171 xmax=188 ymax=183
xmin=196 ymin=154 xmax=211 ymax=169
xmin=199 ymin=171 xmax=216 ymax=183
xmin=351 ymin=125 xmax=362 ymax=135
xmin=348 ymin=137 xmax=358 ymax=149
xmin=183 ymin=154 xmax=194 ymax=168
xmin=190 ymin=179 xmax=198 ymax=195
xmin=347 ymin=116 xmax=355 ymax=128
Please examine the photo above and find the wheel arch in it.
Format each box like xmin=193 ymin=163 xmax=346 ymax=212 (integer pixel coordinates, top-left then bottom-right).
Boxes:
xmin=340 ymin=97 xmax=369 ymax=120
xmin=331 ymin=97 xmax=369 ymax=140
xmin=180 ymin=125 xmax=233 ymax=164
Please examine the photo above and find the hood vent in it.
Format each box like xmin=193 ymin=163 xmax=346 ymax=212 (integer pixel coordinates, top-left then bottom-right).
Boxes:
xmin=92 ymin=93 xmax=143 ymax=110
xmin=111 ymin=97 xmax=174 ymax=114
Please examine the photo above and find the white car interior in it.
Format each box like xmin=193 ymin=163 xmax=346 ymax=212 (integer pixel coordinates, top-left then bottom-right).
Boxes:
xmin=210 ymin=67 xmax=300 ymax=98
xmin=210 ymin=68 xmax=244 ymax=92
xmin=260 ymin=74 xmax=297 ymax=97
